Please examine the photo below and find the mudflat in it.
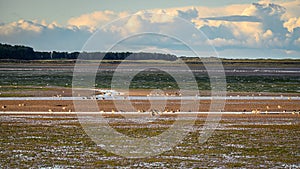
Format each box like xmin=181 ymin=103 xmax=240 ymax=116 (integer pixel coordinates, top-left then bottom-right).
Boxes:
xmin=0 ymin=95 xmax=299 ymax=113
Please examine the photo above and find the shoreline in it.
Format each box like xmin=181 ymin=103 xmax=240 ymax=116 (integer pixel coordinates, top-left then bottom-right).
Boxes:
xmin=1 ymin=111 xmax=299 ymax=115
xmin=0 ymin=95 xmax=299 ymax=100
xmin=1 ymin=98 xmax=299 ymax=112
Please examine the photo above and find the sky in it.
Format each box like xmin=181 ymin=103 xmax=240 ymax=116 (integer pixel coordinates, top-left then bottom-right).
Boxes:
xmin=0 ymin=0 xmax=299 ymax=58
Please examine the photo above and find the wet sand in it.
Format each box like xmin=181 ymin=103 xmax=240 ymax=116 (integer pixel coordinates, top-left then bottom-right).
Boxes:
xmin=0 ymin=87 xmax=299 ymax=113
xmin=1 ymin=99 xmax=299 ymax=113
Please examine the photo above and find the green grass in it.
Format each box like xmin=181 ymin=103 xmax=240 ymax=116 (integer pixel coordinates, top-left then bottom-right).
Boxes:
xmin=0 ymin=62 xmax=299 ymax=93
xmin=1 ymin=114 xmax=299 ymax=168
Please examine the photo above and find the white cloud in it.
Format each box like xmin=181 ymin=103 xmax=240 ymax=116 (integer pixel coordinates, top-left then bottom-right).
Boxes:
xmin=0 ymin=20 xmax=91 ymax=51
xmin=68 ymin=10 xmax=130 ymax=32
xmin=263 ymin=29 xmax=273 ymax=39
xmin=207 ymin=38 xmax=240 ymax=47
xmin=0 ymin=20 xmax=44 ymax=35
xmin=124 ymin=15 xmax=144 ymax=34
xmin=198 ymin=2 xmax=300 ymax=50
xmin=280 ymin=0 xmax=300 ymax=19
xmin=284 ymin=17 xmax=300 ymax=32
xmin=0 ymin=1 xmax=299 ymax=58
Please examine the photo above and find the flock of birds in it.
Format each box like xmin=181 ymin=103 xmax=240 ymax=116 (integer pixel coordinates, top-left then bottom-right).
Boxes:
xmin=251 ymin=108 xmax=300 ymax=115
xmin=1 ymin=91 xmax=299 ymax=115
xmin=1 ymin=104 xmax=300 ymax=115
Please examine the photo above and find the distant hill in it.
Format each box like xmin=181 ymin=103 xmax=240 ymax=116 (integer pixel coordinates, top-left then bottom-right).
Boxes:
xmin=0 ymin=43 xmax=177 ymax=61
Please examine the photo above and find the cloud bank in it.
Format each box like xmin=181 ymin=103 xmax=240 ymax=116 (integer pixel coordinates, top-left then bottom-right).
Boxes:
xmin=0 ymin=1 xmax=299 ymax=58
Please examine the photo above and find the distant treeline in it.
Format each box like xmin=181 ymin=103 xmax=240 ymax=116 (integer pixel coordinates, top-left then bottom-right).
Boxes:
xmin=0 ymin=43 xmax=177 ymax=61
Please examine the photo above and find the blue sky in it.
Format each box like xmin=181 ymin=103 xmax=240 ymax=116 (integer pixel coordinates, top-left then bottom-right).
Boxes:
xmin=0 ymin=0 xmax=299 ymax=58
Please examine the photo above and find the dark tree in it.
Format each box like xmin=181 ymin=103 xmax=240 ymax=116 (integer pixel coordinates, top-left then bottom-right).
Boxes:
xmin=0 ymin=43 xmax=178 ymax=61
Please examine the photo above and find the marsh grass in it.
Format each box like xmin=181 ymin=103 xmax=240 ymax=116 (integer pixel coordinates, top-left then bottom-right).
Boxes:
xmin=0 ymin=62 xmax=299 ymax=93
xmin=1 ymin=114 xmax=299 ymax=168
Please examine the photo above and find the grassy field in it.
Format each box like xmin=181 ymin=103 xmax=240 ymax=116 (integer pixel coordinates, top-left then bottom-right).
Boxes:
xmin=0 ymin=59 xmax=299 ymax=94
xmin=0 ymin=59 xmax=299 ymax=168
xmin=1 ymin=114 xmax=299 ymax=168
xmin=0 ymin=70 xmax=299 ymax=92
